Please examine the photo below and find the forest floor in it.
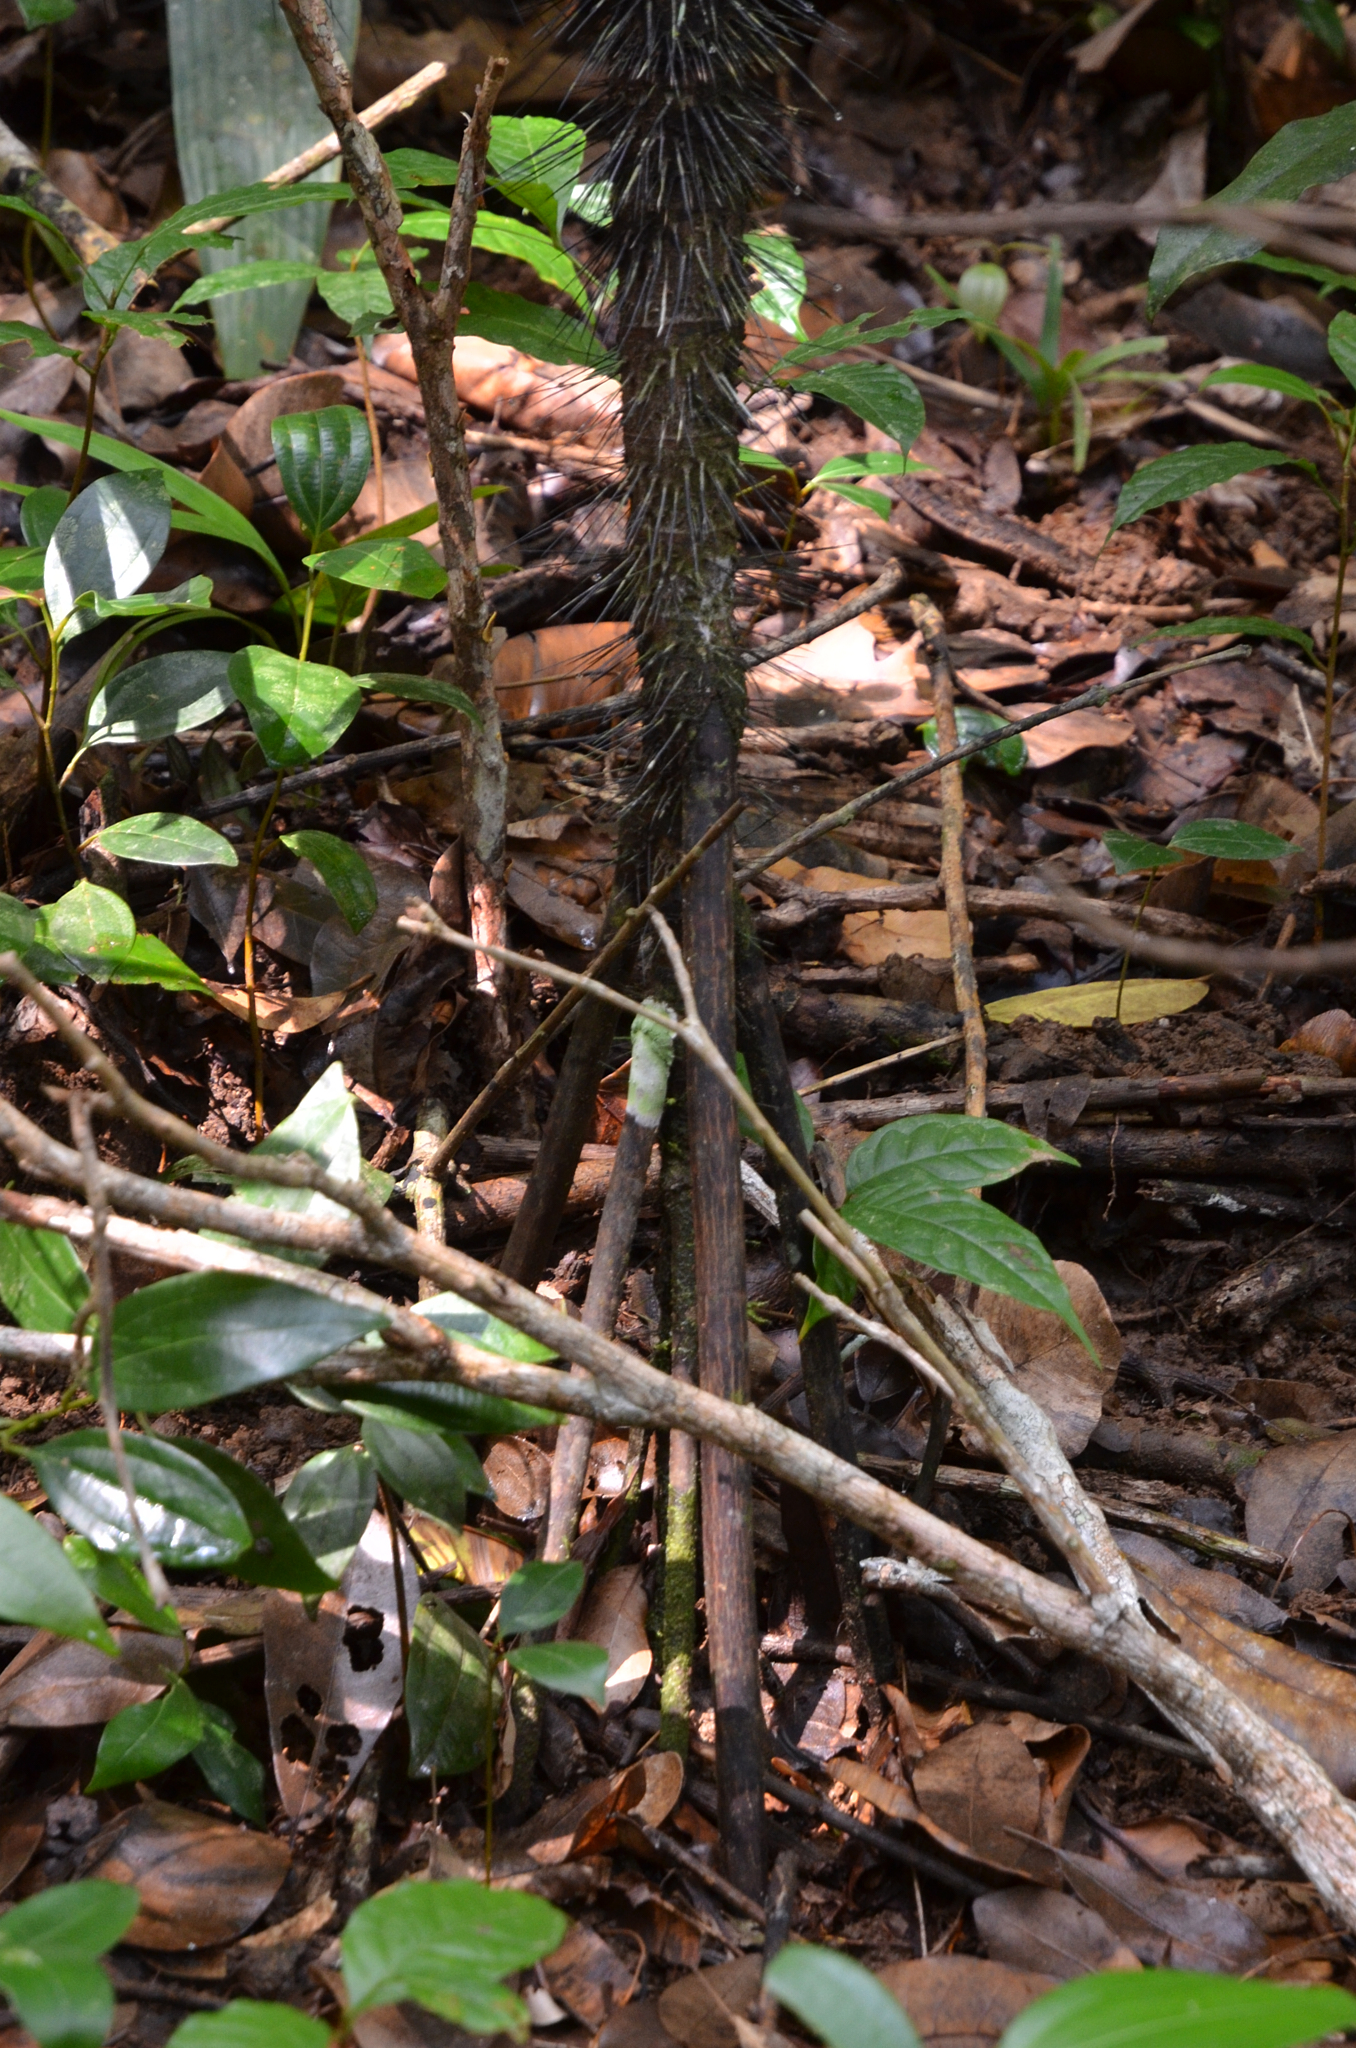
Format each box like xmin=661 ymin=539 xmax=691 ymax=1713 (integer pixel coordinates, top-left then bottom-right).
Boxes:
xmin=7 ymin=0 xmax=1356 ymax=2043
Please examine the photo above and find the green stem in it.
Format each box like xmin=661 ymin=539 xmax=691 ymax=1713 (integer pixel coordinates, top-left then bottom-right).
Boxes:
xmin=243 ymin=770 xmax=285 ymax=1135
xmin=1317 ymin=421 xmax=1352 ymax=939
xmin=1114 ymin=879 xmax=1151 ymax=1022
xmin=484 ymin=1633 xmax=500 ymax=1887
xmin=38 ymin=605 xmax=81 ymax=871
xmin=68 ymin=330 xmax=115 ymax=506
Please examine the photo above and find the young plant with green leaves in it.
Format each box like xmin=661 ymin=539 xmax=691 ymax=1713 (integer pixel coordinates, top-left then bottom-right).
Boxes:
xmin=764 ymin=1940 xmax=1356 ymax=2048
xmin=1100 ymin=815 xmax=1293 ymax=1017
xmin=1108 ymin=307 xmax=1356 ymax=888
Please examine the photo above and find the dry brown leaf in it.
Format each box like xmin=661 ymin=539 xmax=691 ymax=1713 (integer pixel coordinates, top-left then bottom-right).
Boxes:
xmin=504 ymin=1761 xmax=650 ymax=1866
xmin=1242 ymin=1434 xmax=1356 ymax=1591
xmin=576 ymin=1564 xmax=652 ymax=1712
xmin=1118 ymin=1530 xmax=1285 ymax=1634
xmin=657 ymin=1956 xmax=764 ymax=2048
xmin=263 ymin=1511 xmax=417 ymax=1824
xmin=876 ymin=1956 xmax=1058 ymax=2048
xmin=542 ymin=1920 xmax=638 ymax=2028
xmin=0 ymin=1627 xmax=184 ymax=1728
xmin=404 ymin=1516 xmax=522 ymax=1587
xmin=1280 ymin=1009 xmax=1356 ymax=1075
xmin=506 ymin=861 xmax=603 ymax=950
xmin=483 ymin=1436 xmax=553 ymax=1520
xmin=81 ymin=1799 xmax=289 ymax=1951
xmin=202 ymin=984 xmax=353 ymax=1037
xmin=1099 ymin=1815 xmax=1233 ymax=1882
xmin=0 ymin=1795 xmax=47 ymax=1900
xmin=910 ymin=1722 xmax=1051 ymax=1880
xmin=962 ymin=1262 xmax=1119 ymax=1458
xmin=1055 ymin=1843 xmax=1267 ymax=1971
xmin=609 ymin=1882 xmax=704 ymax=1970
xmin=840 ymin=908 xmax=951 ymax=970
xmin=492 ymin=622 xmax=637 ymax=723
xmin=973 ymin=1885 xmax=1141 ymax=1979
xmin=630 ymin=1750 xmax=685 ymax=1828
xmin=747 ymin=618 xmax=929 ymax=722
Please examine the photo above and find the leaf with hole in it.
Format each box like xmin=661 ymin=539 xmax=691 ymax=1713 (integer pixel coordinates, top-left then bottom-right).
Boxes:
xmin=87 ymin=1676 xmax=205 ymax=1791
xmin=83 ymin=648 xmax=238 ymax=751
xmin=341 ymin=1879 xmax=566 ymax=2026
xmin=110 ymin=1270 xmax=383 ymax=1411
xmin=0 ymin=1219 xmax=86 ymax=1332
xmin=845 ymin=1114 xmax=1071 ymax=1195
xmin=281 ymin=1444 xmax=377 ymax=1583
xmin=90 ymin=813 xmax=237 ymax=869
xmin=501 ymin=1559 xmax=584 ymax=1635
xmin=280 ymin=829 xmax=377 ymax=933
xmin=507 ymin=1639 xmax=609 ymax=1706
xmin=1171 ymin=819 xmax=1292 ymax=860
xmin=1112 ymin=444 xmax=1300 ymax=531
xmin=0 ymin=1494 xmax=115 ymax=1653
xmin=30 ymin=1430 xmax=252 ymax=1569
xmin=840 ymin=1186 xmax=1092 ymax=1350
xmin=191 ymin=1700 xmax=267 ymax=1826
xmin=1001 ymin=1968 xmax=1356 ymax=2048
xmin=44 ymin=472 xmax=171 ymax=642
xmin=405 ymin=1597 xmax=496 ymax=1778
xmin=1148 ymin=101 xmax=1356 ymax=315
xmin=229 ymin=647 xmax=361 ymax=769
xmin=309 ymin=535 xmax=445 ymax=597
xmin=271 ymin=405 xmax=371 ymax=543
xmin=783 ymin=361 xmax=925 ymax=457
xmin=166 ymin=1437 xmax=335 ymax=1595
xmin=764 ymin=1943 xmax=921 ymax=2048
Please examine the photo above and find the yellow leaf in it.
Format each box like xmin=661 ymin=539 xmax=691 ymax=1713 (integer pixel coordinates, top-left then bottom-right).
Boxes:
xmin=985 ymin=978 xmax=1208 ymax=1027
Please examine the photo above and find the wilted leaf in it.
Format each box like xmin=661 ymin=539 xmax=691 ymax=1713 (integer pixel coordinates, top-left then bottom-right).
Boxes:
xmin=985 ymin=980 xmax=1208 ymax=1027
xmin=81 ymin=1798 xmax=290 ymax=1951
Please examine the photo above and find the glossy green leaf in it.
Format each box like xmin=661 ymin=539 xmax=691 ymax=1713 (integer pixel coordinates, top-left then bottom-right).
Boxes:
xmin=0 ymin=411 xmax=288 ymax=591
xmin=812 ymin=481 xmax=893 ymax=517
xmin=0 ymin=543 xmax=46 ymax=592
xmin=1102 ymin=829 xmax=1187 ymax=874
xmin=921 ymin=704 xmax=1026 ymax=777
xmin=418 ymin=1289 xmax=558 ymax=1364
xmin=1148 ymin=101 xmax=1356 ymax=315
xmin=747 ymin=227 xmax=807 ymax=337
xmin=228 ymin=647 xmax=360 ymax=768
xmin=308 ymin=535 xmax=445 ymax=597
xmin=160 ymin=179 xmax=355 ymax=236
xmin=845 ymin=1114 xmax=1071 ymax=1194
xmin=282 ymin=1444 xmax=377 ymax=1583
xmin=342 ymin=1880 xmax=567 ymax=2021
xmin=405 ymin=1597 xmax=496 ymax=1778
xmin=111 ymin=1270 xmax=384 ymax=1410
xmin=170 ymin=2002 xmax=330 ymax=2048
xmin=271 ymin=406 xmax=371 ymax=543
xmin=0 ymin=1880 xmax=138 ymax=2048
xmin=20 ymin=485 xmax=69 ymax=549
xmin=464 ymin=212 xmax=587 ymax=307
xmin=500 ymin=1560 xmax=583 ymax=1635
xmin=1133 ymin=614 xmax=1318 ymax=660
xmin=191 ymin=1700 xmax=267 ymax=1825
xmin=90 ymin=813 xmax=237 ymax=869
xmin=459 ymin=280 xmax=611 ymax=371
xmin=167 ymin=1437 xmax=335 ymax=1595
xmin=31 ymin=1430 xmax=252 ymax=1568
xmin=37 ymin=881 xmax=135 ymax=976
xmin=356 ymin=501 xmax=438 ymax=542
xmin=1198 ymin=361 xmax=1329 ymax=410
xmin=84 ymin=575 xmax=213 ymax=622
xmin=339 ymin=1379 xmax=556 ymax=1435
xmin=174 ymin=259 xmax=320 ymax=308
xmin=810 ymin=452 xmax=907 ymax=485
xmin=1001 ymin=1968 xmax=1356 ymax=2048
xmin=219 ymin=1060 xmax=362 ymax=1264
xmin=44 ymin=472 xmax=171 ymax=641
xmin=0 ymin=1493 xmax=115 ymax=1653
xmin=784 ymin=361 xmax=925 ymax=457
xmin=355 ymin=672 xmax=478 ymax=720
xmin=1329 ymin=307 xmax=1356 ymax=389
xmin=63 ymin=1536 xmax=180 ymax=1636
xmin=1171 ymin=818 xmax=1292 ymax=859
xmin=280 ymin=829 xmax=377 ymax=933
xmin=87 ymin=1676 xmax=205 ymax=1790
xmin=507 ymin=1639 xmax=608 ymax=1706
xmin=84 ymin=648 xmax=238 ymax=750
xmin=1251 ymin=248 xmax=1356 ymax=298
xmin=0 ymin=1219 xmax=86 ymax=1332
xmin=764 ymin=1944 xmax=921 ymax=2048
xmin=839 ymin=1187 xmax=1091 ymax=1350
xmin=487 ymin=114 xmax=586 ymax=242
xmin=108 ymin=934 xmax=210 ymax=995
xmin=1111 ymin=444 xmax=1298 ymax=532
xmin=360 ymin=1413 xmax=484 ymax=1526
xmin=803 ymin=1235 xmax=860 ymax=1336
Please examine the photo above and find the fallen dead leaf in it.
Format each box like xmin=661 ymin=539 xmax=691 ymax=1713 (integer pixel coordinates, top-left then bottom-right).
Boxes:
xmin=542 ymin=1920 xmax=638 ymax=2028
xmin=576 ymin=1564 xmax=652 ymax=1712
xmin=1280 ymin=1009 xmax=1356 ymax=1075
xmin=973 ymin=1885 xmax=1141 ymax=1978
xmin=1241 ymin=1434 xmax=1356 ymax=1592
xmin=0 ymin=1627 xmax=184 ymax=1728
xmin=1054 ymin=1843 xmax=1267 ymax=1971
xmin=80 ymin=1799 xmax=289 ymax=1951
xmin=1117 ymin=1530 xmax=1285 ymax=1634
xmin=840 ymin=908 xmax=951 ymax=970
xmin=0 ymin=1795 xmax=47 ymax=1900
xmin=985 ymin=979 xmax=1208 ymax=1027
xmin=482 ymin=1436 xmax=553 ymax=1520
xmin=405 ymin=1516 xmax=522 ymax=1587
xmin=962 ymin=1261 xmax=1119 ymax=1458
xmin=493 ymin=622 xmax=637 ymax=722
xmin=875 ymin=1956 xmax=1058 ymax=2048
xmin=203 ymin=984 xmax=353 ymax=1037
xmin=747 ymin=618 xmax=929 ymax=722
xmin=657 ymin=1956 xmax=764 ymax=2048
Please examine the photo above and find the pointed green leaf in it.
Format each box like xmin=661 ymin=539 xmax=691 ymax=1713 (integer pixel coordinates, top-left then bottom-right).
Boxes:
xmin=90 ymin=813 xmax=238 ymax=869
xmin=1131 ymin=614 xmax=1318 ymax=660
xmin=1170 ymin=818 xmax=1292 ymax=859
xmin=355 ymin=672 xmax=478 ymax=720
xmin=1198 ymin=361 xmax=1329 ymax=409
xmin=507 ymin=1640 xmax=608 ymax=1705
xmin=37 ymin=882 xmax=135 ymax=977
xmin=170 ymin=2004 xmax=330 ymax=2048
xmin=765 ymin=1945 xmax=921 ymax=2048
xmin=281 ymin=829 xmax=377 ymax=933
xmin=219 ymin=1060 xmax=362 ymax=1265
xmin=1111 ymin=444 xmax=1298 ymax=532
xmin=228 ymin=647 xmax=360 ymax=768
xmin=1329 ymin=308 xmax=1356 ymax=389
xmin=63 ymin=1536 xmax=180 ymax=1636
xmin=0 ymin=1494 xmax=115 ymax=1652
xmin=44 ymin=473 xmax=171 ymax=642
xmin=191 ymin=1701 xmax=267 ymax=1825
xmin=281 ymin=1444 xmax=376 ymax=1584
xmin=1001 ymin=1968 xmax=1356 ymax=2048
xmin=84 ymin=648 xmax=238 ymax=750
xmin=1102 ymin=829 xmax=1187 ymax=874
xmin=166 ymin=1437 xmax=336 ymax=1594
xmin=110 ymin=1270 xmax=384 ymax=1410
xmin=31 ymin=1430 xmax=252 ymax=1568
xmin=783 ymin=361 xmax=924 ymax=457
xmin=271 ymin=405 xmax=371 ymax=543
xmin=174 ymin=259 xmax=320 ymax=309
xmin=0 ymin=1219 xmax=86 ymax=1332
xmin=845 ymin=1113 xmax=1072 ymax=1194
xmin=20 ymin=486 xmax=69 ymax=550
xmin=359 ymin=1413 xmax=483 ymax=1526
xmin=308 ymin=535 xmax=445 ymax=597
xmin=500 ymin=1560 xmax=583 ymax=1635
xmin=87 ymin=1676 xmax=205 ymax=1790
xmin=341 ymin=1880 xmax=566 ymax=2020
